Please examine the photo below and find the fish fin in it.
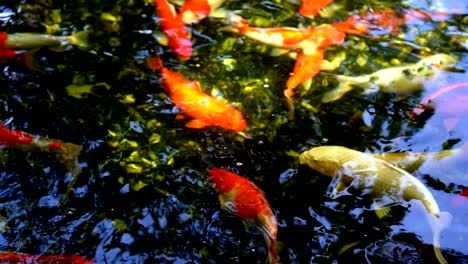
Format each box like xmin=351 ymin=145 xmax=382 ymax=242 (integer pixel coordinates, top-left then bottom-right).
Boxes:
xmin=185 ymin=119 xmax=210 ymax=129
xmin=218 ymin=25 xmax=240 ymax=34
xmin=168 ymin=0 xmax=184 ymax=6
xmin=321 ymin=81 xmax=354 ymax=103
xmin=153 ymin=31 xmax=169 ymax=46
xmin=18 ymin=51 xmax=44 ymax=73
xmin=299 ymin=78 xmax=312 ymax=94
xmin=67 ymin=31 xmax=89 ymax=49
xmin=337 ymin=240 xmax=361 ymax=256
xmin=267 ymin=239 xmax=282 ymax=264
xmin=374 ymin=206 xmax=391 ymax=219
xmin=270 ymin=48 xmax=292 ymax=57
xmin=209 ymin=8 xmax=228 ymax=19
xmin=330 ymin=180 xmax=347 ymax=198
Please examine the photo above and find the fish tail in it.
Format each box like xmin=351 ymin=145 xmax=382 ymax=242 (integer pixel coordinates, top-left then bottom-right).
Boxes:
xmin=67 ymin=31 xmax=90 ymax=49
xmin=321 ymin=79 xmax=354 ymax=103
xmin=147 ymin=55 xmax=164 ymax=71
xmin=428 ymin=211 xmax=452 ymax=264
xmin=267 ymin=239 xmax=283 ymax=264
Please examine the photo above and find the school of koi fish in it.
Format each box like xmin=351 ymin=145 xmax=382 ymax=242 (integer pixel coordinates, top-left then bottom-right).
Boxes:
xmin=0 ymin=0 xmax=467 ymax=263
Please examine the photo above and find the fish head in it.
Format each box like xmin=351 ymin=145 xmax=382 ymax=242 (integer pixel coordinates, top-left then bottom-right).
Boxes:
xmin=209 ymin=168 xmax=238 ymax=193
xmin=299 ymin=146 xmax=344 ymax=176
xmin=421 ymin=54 xmax=458 ymax=70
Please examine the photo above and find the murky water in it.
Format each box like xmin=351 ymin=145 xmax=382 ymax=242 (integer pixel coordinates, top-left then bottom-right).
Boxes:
xmin=0 ymin=0 xmax=467 ymax=263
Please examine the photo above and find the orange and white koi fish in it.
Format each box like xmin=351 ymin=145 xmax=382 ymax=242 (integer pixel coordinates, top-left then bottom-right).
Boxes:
xmin=147 ymin=55 xmax=247 ymax=131
xmin=154 ymin=0 xmax=192 ymax=60
xmin=0 ymin=252 xmax=94 ymax=263
xmin=222 ymin=12 xmax=345 ymax=112
xmin=209 ymin=168 xmax=280 ymax=264
xmin=0 ymin=124 xmax=82 ymax=172
xmin=299 ymin=0 xmax=333 ymax=18
xmin=180 ymin=0 xmax=227 ymax=24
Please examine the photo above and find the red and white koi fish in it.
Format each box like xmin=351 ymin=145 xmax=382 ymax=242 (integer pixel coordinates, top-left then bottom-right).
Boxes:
xmin=209 ymin=168 xmax=280 ymax=264
xmin=299 ymin=0 xmax=333 ymax=18
xmin=0 ymin=252 xmax=94 ymax=263
xmin=180 ymin=0 xmax=226 ymax=24
xmin=0 ymin=124 xmax=82 ymax=172
xmin=222 ymin=13 xmax=345 ymax=112
xmin=154 ymin=0 xmax=193 ymax=60
xmin=147 ymin=55 xmax=247 ymax=131
xmin=451 ymin=187 xmax=468 ymax=208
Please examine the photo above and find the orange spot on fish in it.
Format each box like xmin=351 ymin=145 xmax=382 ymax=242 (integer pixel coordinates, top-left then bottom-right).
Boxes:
xmin=299 ymin=0 xmax=333 ymax=18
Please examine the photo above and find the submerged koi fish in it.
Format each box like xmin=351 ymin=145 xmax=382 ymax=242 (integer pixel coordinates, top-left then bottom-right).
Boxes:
xmin=180 ymin=0 xmax=226 ymax=24
xmin=333 ymin=9 xmax=449 ymax=36
xmin=0 ymin=31 xmax=88 ymax=67
xmin=0 ymin=124 xmax=82 ymax=173
xmin=222 ymin=12 xmax=345 ymax=112
xmin=154 ymin=0 xmax=192 ymax=60
xmin=299 ymin=146 xmax=452 ymax=264
xmin=299 ymin=0 xmax=334 ymax=18
xmin=451 ymin=187 xmax=468 ymax=208
xmin=402 ymin=82 xmax=468 ymax=133
xmin=209 ymin=168 xmax=280 ymax=264
xmin=147 ymin=55 xmax=247 ymax=131
xmin=321 ymin=53 xmax=458 ymax=103
xmin=0 ymin=252 xmax=94 ymax=263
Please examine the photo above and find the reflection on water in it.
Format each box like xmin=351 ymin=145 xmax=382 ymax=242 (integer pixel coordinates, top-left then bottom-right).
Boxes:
xmin=0 ymin=0 xmax=467 ymax=263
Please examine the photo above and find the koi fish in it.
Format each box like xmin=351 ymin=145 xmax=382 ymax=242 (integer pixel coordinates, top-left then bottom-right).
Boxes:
xmin=179 ymin=0 xmax=227 ymax=24
xmin=222 ymin=12 xmax=345 ymax=112
xmin=147 ymin=55 xmax=247 ymax=131
xmin=209 ymin=168 xmax=280 ymax=264
xmin=321 ymin=53 xmax=458 ymax=103
xmin=332 ymin=9 xmax=449 ymax=36
xmin=154 ymin=0 xmax=192 ymax=60
xmin=299 ymin=145 xmax=452 ymax=264
xmin=298 ymin=0 xmax=333 ymax=18
xmin=0 ymin=252 xmax=94 ymax=263
xmin=0 ymin=31 xmax=88 ymax=68
xmin=451 ymin=187 xmax=468 ymax=208
xmin=403 ymin=82 xmax=468 ymax=132
xmin=0 ymin=124 xmax=82 ymax=173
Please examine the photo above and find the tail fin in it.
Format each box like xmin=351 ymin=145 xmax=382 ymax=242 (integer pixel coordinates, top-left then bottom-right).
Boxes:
xmin=147 ymin=55 xmax=164 ymax=71
xmin=428 ymin=211 xmax=452 ymax=264
xmin=321 ymin=80 xmax=354 ymax=103
xmin=68 ymin=31 xmax=90 ymax=49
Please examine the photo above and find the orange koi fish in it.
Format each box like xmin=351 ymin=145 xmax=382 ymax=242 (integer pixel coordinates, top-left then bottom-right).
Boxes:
xmin=154 ymin=0 xmax=192 ymax=60
xmin=0 ymin=252 xmax=94 ymax=263
xmin=0 ymin=124 xmax=82 ymax=172
xmin=147 ymin=56 xmax=247 ymax=131
xmin=222 ymin=13 xmax=345 ymax=112
xmin=451 ymin=187 xmax=468 ymax=208
xmin=299 ymin=0 xmax=334 ymax=18
xmin=180 ymin=0 xmax=226 ymax=24
xmin=209 ymin=168 xmax=280 ymax=263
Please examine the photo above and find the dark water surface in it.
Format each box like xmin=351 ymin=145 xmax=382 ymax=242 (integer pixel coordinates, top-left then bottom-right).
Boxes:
xmin=0 ymin=0 xmax=467 ymax=263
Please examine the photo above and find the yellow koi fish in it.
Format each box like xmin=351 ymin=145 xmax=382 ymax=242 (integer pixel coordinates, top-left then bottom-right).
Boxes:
xmin=299 ymin=145 xmax=452 ymax=264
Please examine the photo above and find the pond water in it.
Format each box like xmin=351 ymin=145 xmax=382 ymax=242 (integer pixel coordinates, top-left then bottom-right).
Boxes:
xmin=0 ymin=0 xmax=467 ymax=263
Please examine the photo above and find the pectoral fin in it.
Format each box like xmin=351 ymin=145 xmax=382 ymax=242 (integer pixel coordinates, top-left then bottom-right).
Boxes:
xmin=153 ymin=31 xmax=169 ymax=46
xmin=321 ymin=82 xmax=354 ymax=103
xmin=185 ymin=119 xmax=210 ymax=129
xmin=372 ymin=200 xmax=392 ymax=219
